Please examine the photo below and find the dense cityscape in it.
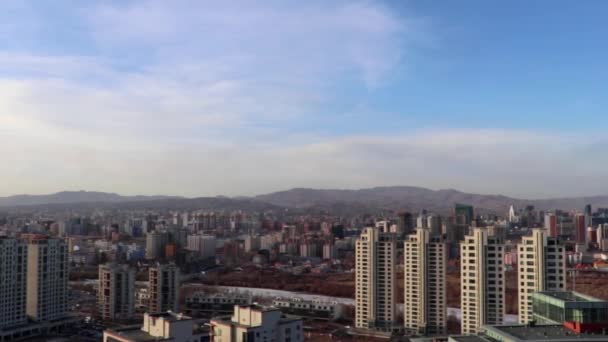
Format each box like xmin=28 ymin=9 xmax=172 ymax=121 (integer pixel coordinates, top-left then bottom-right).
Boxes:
xmin=0 ymin=190 xmax=608 ymax=341
xmin=3 ymin=1 xmax=608 ymax=341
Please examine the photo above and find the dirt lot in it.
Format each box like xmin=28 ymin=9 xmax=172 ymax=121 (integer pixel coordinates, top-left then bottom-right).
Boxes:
xmin=200 ymin=267 xmax=356 ymax=298
xmin=199 ymin=266 xmax=608 ymax=316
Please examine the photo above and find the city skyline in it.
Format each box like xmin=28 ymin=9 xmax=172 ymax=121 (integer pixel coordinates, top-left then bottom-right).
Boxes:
xmin=2 ymin=1 xmax=608 ymax=198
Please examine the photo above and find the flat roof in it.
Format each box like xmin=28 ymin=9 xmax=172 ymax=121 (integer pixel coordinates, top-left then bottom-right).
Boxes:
xmin=147 ymin=312 xmax=193 ymax=321
xmin=448 ymin=336 xmax=491 ymax=342
xmin=237 ymin=304 xmax=280 ymax=312
xmin=485 ymin=324 xmax=608 ymax=341
xmin=106 ymin=327 xmax=168 ymax=342
xmin=534 ymin=291 xmax=605 ymax=303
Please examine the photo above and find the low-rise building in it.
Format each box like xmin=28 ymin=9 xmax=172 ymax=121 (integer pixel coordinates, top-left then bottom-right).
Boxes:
xmin=531 ymin=291 xmax=608 ymax=333
xmin=272 ymin=297 xmax=343 ymax=321
xmin=185 ymin=292 xmax=252 ymax=318
xmin=103 ymin=312 xmax=209 ymax=342
xmin=422 ymin=324 xmax=608 ymax=342
xmin=210 ymin=305 xmax=303 ymax=342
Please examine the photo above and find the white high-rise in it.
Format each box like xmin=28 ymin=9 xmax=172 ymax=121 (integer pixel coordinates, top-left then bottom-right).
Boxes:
xmin=355 ymin=227 xmax=397 ymax=331
xmin=517 ymin=229 xmax=566 ymax=323
xmin=460 ymin=228 xmax=505 ymax=335
xmin=403 ymin=228 xmax=447 ymax=336
xmin=0 ymin=238 xmax=27 ymax=329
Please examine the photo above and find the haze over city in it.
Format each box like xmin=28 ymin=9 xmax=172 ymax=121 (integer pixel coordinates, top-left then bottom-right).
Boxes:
xmin=2 ymin=1 xmax=608 ymax=198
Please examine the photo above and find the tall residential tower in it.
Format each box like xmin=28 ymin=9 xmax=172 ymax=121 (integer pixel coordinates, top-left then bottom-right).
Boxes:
xmin=517 ymin=229 xmax=566 ymax=323
xmin=148 ymin=263 xmax=180 ymax=313
xmin=355 ymin=227 xmax=397 ymax=331
xmin=460 ymin=228 xmax=505 ymax=335
xmin=403 ymin=228 xmax=447 ymax=335
xmin=0 ymin=238 xmax=27 ymax=329
xmin=25 ymin=235 xmax=69 ymax=322
xmin=99 ymin=263 xmax=135 ymax=320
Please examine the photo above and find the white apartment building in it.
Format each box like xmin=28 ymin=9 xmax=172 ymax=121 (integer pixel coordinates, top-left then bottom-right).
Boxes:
xmin=99 ymin=263 xmax=135 ymax=321
xmin=0 ymin=238 xmax=27 ymax=329
xmin=517 ymin=229 xmax=566 ymax=323
xmin=460 ymin=228 xmax=505 ymax=335
xmin=355 ymin=227 xmax=397 ymax=331
xmin=148 ymin=263 xmax=180 ymax=314
xmin=404 ymin=228 xmax=447 ymax=336
xmin=211 ymin=305 xmax=302 ymax=342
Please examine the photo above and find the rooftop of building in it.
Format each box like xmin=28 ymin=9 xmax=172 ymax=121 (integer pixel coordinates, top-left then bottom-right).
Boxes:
xmin=211 ymin=309 xmax=302 ymax=329
xmin=106 ymin=316 xmax=208 ymax=341
xmin=105 ymin=326 xmax=165 ymax=342
xmin=485 ymin=324 xmax=608 ymax=341
xmin=448 ymin=336 xmax=491 ymax=342
xmin=237 ymin=304 xmax=281 ymax=312
xmin=147 ymin=312 xmax=192 ymax=322
xmin=534 ymin=291 xmax=605 ymax=303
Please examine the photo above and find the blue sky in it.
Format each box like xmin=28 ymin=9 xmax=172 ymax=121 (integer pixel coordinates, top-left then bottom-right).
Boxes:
xmin=1 ymin=0 xmax=607 ymax=198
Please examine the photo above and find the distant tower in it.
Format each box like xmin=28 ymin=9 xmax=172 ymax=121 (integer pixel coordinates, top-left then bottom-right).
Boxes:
xmin=455 ymin=204 xmax=474 ymax=226
xmin=146 ymin=231 xmax=169 ymax=260
xmin=574 ymin=213 xmax=586 ymax=244
xmin=355 ymin=227 xmax=397 ymax=330
xmin=508 ymin=205 xmax=517 ymax=223
xmin=544 ymin=213 xmax=558 ymax=237
xmin=397 ymin=212 xmax=414 ymax=237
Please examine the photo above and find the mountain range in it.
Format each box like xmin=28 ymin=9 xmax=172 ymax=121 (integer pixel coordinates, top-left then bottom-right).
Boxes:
xmin=1 ymin=187 xmax=607 ymax=214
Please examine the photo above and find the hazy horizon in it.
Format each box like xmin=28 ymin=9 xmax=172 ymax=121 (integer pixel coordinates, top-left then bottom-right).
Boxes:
xmin=3 ymin=185 xmax=608 ymax=202
xmin=2 ymin=1 xmax=608 ymax=198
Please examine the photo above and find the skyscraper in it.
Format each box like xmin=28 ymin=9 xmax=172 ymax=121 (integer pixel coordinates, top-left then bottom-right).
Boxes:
xmin=98 ymin=263 xmax=135 ymax=320
xmin=25 ymin=235 xmax=69 ymax=322
xmin=517 ymin=229 xmax=566 ymax=323
xmin=397 ymin=212 xmax=414 ymax=237
xmin=460 ymin=228 xmax=505 ymax=334
xmin=146 ymin=231 xmax=169 ymax=260
xmin=355 ymin=227 xmax=397 ymax=331
xmin=148 ymin=263 xmax=180 ymax=313
xmin=0 ymin=238 xmax=27 ymax=329
xmin=574 ymin=213 xmax=586 ymax=244
xmin=455 ymin=203 xmax=474 ymax=225
xmin=403 ymin=228 xmax=447 ymax=335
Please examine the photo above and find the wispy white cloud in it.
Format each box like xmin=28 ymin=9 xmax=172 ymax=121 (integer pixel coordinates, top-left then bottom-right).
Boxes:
xmin=1 ymin=1 xmax=606 ymax=198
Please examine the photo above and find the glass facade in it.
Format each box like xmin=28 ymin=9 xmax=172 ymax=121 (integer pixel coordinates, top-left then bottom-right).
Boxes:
xmin=532 ymin=292 xmax=608 ymax=324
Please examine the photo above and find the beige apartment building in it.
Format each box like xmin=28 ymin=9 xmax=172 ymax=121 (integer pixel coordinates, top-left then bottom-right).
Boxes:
xmin=517 ymin=229 xmax=566 ymax=323
xmin=404 ymin=228 xmax=447 ymax=336
xmin=211 ymin=305 xmax=302 ymax=342
xmin=355 ymin=226 xmax=397 ymax=331
xmin=148 ymin=263 xmax=180 ymax=313
xmin=460 ymin=228 xmax=505 ymax=335
xmin=25 ymin=235 xmax=69 ymax=322
xmin=103 ymin=312 xmax=208 ymax=342
xmin=98 ymin=263 xmax=135 ymax=321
